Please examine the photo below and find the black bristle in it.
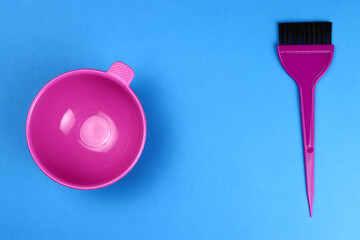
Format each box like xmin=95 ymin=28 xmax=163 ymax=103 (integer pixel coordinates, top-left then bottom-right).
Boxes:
xmin=278 ymin=22 xmax=332 ymax=45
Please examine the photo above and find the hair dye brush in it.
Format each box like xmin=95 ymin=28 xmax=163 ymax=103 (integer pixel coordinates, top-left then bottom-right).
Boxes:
xmin=277 ymin=22 xmax=334 ymax=217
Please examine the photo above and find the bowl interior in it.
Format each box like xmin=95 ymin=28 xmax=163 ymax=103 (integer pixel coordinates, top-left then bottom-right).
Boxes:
xmin=27 ymin=71 xmax=145 ymax=188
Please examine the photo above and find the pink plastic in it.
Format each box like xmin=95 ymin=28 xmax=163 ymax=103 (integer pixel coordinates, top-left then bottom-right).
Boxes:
xmin=26 ymin=62 xmax=146 ymax=190
xmin=278 ymin=45 xmax=334 ymax=217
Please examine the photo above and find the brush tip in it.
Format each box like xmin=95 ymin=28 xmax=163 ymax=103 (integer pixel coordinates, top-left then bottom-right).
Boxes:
xmin=278 ymin=22 xmax=332 ymax=45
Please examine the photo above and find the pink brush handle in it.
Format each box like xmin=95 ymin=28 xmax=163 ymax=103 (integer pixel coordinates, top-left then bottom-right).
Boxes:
xmin=278 ymin=44 xmax=334 ymax=217
xmin=299 ymin=83 xmax=315 ymax=217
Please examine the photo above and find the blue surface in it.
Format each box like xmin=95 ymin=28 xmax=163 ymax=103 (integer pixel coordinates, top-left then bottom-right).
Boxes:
xmin=1 ymin=0 xmax=360 ymax=239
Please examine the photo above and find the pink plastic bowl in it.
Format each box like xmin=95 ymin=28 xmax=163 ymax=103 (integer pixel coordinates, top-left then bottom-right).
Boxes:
xmin=26 ymin=62 xmax=146 ymax=189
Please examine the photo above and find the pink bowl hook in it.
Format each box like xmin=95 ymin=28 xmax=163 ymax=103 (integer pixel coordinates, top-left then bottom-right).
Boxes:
xmin=26 ymin=62 xmax=147 ymax=189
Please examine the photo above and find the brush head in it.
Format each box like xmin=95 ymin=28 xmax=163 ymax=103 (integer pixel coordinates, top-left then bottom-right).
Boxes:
xmin=279 ymin=22 xmax=332 ymax=45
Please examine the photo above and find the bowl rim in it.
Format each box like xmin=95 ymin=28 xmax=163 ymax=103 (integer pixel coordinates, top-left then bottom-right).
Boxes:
xmin=25 ymin=68 xmax=147 ymax=190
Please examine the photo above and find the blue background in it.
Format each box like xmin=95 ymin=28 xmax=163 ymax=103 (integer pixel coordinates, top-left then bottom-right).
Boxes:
xmin=1 ymin=0 xmax=359 ymax=239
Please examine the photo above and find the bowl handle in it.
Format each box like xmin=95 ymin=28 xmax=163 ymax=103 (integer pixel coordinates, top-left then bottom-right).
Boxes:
xmin=107 ymin=61 xmax=135 ymax=86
